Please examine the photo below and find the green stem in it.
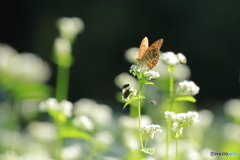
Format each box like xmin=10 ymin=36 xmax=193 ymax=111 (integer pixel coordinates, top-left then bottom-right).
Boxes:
xmin=55 ymin=65 xmax=70 ymax=159
xmin=144 ymin=137 xmax=149 ymax=148
xmin=176 ymin=138 xmax=179 ymax=160
xmin=138 ymin=84 xmax=144 ymax=149
xmin=56 ymin=65 xmax=70 ymax=101
xmin=166 ymin=67 xmax=174 ymax=160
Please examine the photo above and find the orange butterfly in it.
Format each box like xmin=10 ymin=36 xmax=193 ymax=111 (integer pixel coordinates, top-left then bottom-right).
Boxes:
xmin=137 ymin=37 xmax=163 ymax=69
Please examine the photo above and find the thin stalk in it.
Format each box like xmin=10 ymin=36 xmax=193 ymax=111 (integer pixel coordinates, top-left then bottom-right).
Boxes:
xmin=138 ymin=83 xmax=144 ymax=149
xmin=165 ymin=67 xmax=174 ymax=160
xmin=144 ymin=137 xmax=149 ymax=148
xmin=176 ymin=138 xmax=179 ymax=160
xmin=55 ymin=65 xmax=70 ymax=101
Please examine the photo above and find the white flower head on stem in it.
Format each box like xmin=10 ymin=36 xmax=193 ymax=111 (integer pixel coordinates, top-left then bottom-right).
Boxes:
xmin=73 ymin=115 xmax=94 ymax=131
xmin=165 ymin=111 xmax=199 ymax=138
xmin=140 ymin=124 xmax=162 ymax=139
xmin=177 ymin=80 xmax=200 ymax=96
xmin=39 ymin=98 xmax=73 ymax=118
xmin=161 ymin=52 xmax=187 ymax=65
xmin=122 ymin=84 xmax=137 ymax=102
xmin=59 ymin=100 xmax=73 ymax=118
xmin=57 ymin=17 xmax=84 ymax=41
xmin=129 ymin=65 xmax=160 ymax=80
xmin=177 ymin=53 xmax=187 ymax=64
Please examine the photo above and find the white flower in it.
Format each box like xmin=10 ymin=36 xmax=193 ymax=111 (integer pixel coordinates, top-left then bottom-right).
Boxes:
xmin=94 ymin=131 xmax=115 ymax=146
xmin=54 ymin=37 xmax=71 ymax=57
xmin=129 ymin=65 xmax=160 ymax=80
xmin=161 ymin=52 xmax=179 ymax=65
xmin=27 ymin=121 xmax=57 ymax=142
xmin=142 ymin=70 xmax=160 ymax=80
xmin=140 ymin=124 xmax=162 ymax=139
xmin=39 ymin=98 xmax=73 ymax=118
xmin=73 ymin=98 xmax=112 ymax=128
xmin=57 ymin=17 xmax=84 ymax=41
xmin=224 ymin=99 xmax=240 ymax=120
xmin=177 ymin=53 xmax=187 ymax=64
xmin=177 ymin=80 xmax=200 ymax=96
xmin=122 ymin=84 xmax=137 ymax=102
xmin=73 ymin=115 xmax=94 ymax=131
xmin=39 ymin=98 xmax=59 ymax=111
xmin=59 ymin=100 xmax=73 ymax=117
xmin=161 ymin=52 xmax=187 ymax=65
xmin=165 ymin=111 xmax=199 ymax=135
xmin=61 ymin=144 xmax=82 ymax=160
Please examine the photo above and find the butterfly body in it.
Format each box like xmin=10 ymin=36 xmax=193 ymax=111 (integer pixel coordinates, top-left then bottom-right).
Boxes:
xmin=137 ymin=37 xmax=163 ymax=69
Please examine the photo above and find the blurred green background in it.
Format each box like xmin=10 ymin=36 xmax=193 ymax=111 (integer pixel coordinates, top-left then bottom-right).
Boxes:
xmin=1 ymin=0 xmax=240 ymax=108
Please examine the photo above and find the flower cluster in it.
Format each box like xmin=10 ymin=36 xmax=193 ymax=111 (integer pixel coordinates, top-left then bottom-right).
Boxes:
xmin=129 ymin=65 xmax=160 ymax=80
xmin=177 ymin=80 xmax=200 ymax=96
xmin=0 ymin=44 xmax=51 ymax=83
xmin=161 ymin=52 xmax=187 ymax=65
xmin=39 ymin=98 xmax=73 ymax=118
xmin=74 ymin=98 xmax=112 ymax=129
xmin=57 ymin=17 xmax=84 ymax=42
xmin=72 ymin=115 xmax=94 ymax=131
xmin=140 ymin=124 xmax=162 ymax=139
xmin=122 ymin=84 xmax=137 ymax=102
xmin=165 ymin=111 xmax=199 ymax=138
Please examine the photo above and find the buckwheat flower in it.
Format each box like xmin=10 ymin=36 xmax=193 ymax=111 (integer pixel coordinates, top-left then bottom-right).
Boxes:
xmin=39 ymin=98 xmax=59 ymax=112
xmin=94 ymin=131 xmax=115 ymax=146
xmin=224 ymin=99 xmax=240 ymax=121
xmin=54 ymin=37 xmax=71 ymax=57
xmin=39 ymin=98 xmax=73 ymax=118
xmin=161 ymin=52 xmax=179 ymax=65
xmin=122 ymin=84 xmax=137 ymax=102
xmin=27 ymin=121 xmax=57 ymax=142
xmin=165 ymin=111 xmax=176 ymax=121
xmin=165 ymin=111 xmax=199 ymax=136
xmin=73 ymin=98 xmax=112 ymax=128
xmin=57 ymin=17 xmax=84 ymax=41
xmin=8 ymin=53 xmax=51 ymax=83
xmin=73 ymin=115 xmax=94 ymax=131
xmin=174 ymin=111 xmax=199 ymax=128
xmin=0 ymin=44 xmax=18 ymax=72
xmin=129 ymin=65 xmax=160 ymax=80
xmin=177 ymin=53 xmax=187 ymax=64
xmin=59 ymin=100 xmax=73 ymax=117
xmin=177 ymin=80 xmax=200 ymax=96
xmin=140 ymin=124 xmax=162 ymax=139
xmin=142 ymin=70 xmax=160 ymax=80
xmin=61 ymin=144 xmax=82 ymax=160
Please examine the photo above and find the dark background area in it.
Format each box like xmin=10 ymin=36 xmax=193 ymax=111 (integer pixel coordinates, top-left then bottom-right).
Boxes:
xmin=1 ymin=0 xmax=240 ymax=110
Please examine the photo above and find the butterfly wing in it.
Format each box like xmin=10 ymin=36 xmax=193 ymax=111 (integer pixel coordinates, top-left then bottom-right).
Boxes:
xmin=137 ymin=37 xmax=149 ymax=60
xmin=140 ymin=39 xmax=163 ymax=69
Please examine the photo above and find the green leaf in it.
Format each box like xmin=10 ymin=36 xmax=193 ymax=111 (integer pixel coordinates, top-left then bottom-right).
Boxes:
xmin=132 ymin=149 xmax=141 ymax=153
xmin=58 ymin=127 xmax=93 ymax=141
xmin=123 ymin=96 xmax=138 ymax=109
xmin=140 ymin=148 xmax=156 ymax=155
xmin=48 ymin=111 xmax=67 ymax=123
xmin=12 ymin=83 xmax=51 ymax=100
xmin=174 ymin=96 xmax=196 ymax=102
xmin=123 ymin=96 xmax=146 ymax=109
xmin=138 ymin=79 xmax=154 ymax=85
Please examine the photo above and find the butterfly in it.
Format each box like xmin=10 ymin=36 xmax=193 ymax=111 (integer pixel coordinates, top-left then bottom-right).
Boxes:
xmin=137 ymin=37 xmax=163 ymax=69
